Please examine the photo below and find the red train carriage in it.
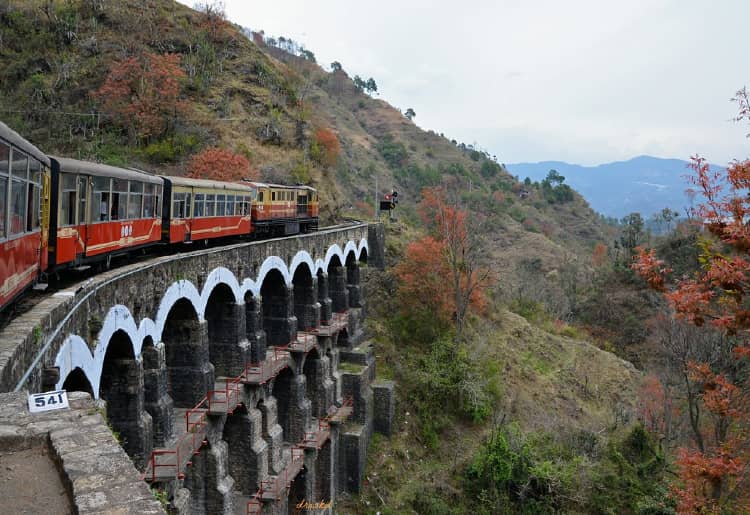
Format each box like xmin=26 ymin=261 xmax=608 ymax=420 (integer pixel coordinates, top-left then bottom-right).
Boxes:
xmin=161 ymin=176 xmax=254 ymax=244
xmin=250 ymin=182 xmax=319 ymax=236
xmin=0 ymin=122 xmax=50 ymax=309
xmin=49 ymin=158 xmax=163 ymax=270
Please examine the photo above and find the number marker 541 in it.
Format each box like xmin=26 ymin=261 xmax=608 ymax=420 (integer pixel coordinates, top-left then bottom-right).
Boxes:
xmin=28 ymin=390 xmax=70 ymax=413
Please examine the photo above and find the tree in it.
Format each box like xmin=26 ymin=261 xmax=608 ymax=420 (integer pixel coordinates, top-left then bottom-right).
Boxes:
xmin=330 ymin=61 xmax=342 ymax=72
xmin=620 ymin=212 xmax=645 ymax=255
xmin=365 ymin=77 xmax=378 ymax=95
xmin=93 ymin=52 xmax=186 ymax=144
xmin=352 ymin=75 xmax=366 ymax=92
xmin=407 ymin=186 xmax=492 ymax=341
xmin=405 ymin=107 xmax=416 ymax=121
xmin=187 ymin=147 xmax=255 ymax=182
xmin=310 ymin=127 xmax=340 ymax=167
xmin=633 ymin=89 xmax=750 ymax=514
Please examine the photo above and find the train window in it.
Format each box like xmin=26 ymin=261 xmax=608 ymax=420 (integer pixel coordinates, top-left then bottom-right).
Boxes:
xmin=0 ymin=176 xmax=6 ymax=239
xmin=142 ymin=183 xmax=154 ymax=218
xmin=10 ymin=177 xmax=26 ymax=235
xmin=154 ymin=185 xmax=161 ymax=217
xmin=111 ymin=178 xmax=128 ymax=220
xmin=271 ymin=191 xmax=276 ymax=201
xmin=11 ymin=151 xmax=28 ymax=182
xmin=172 ymin=192 xmax=186 ymax=219
xmin=185 ymin=193 xmax=191 ymax=218
xmin=215 ymin=194 xmax=225 ymax=216
xmin=193 ymin=193 xmax=204 ymax=217
xmin=60 ymin=173 xmax=77 ymax=226
xmin=29 ymin=159 xmax=41 ymax=185
xmin=258 ymin=191 xmax=263 ymax=202
xmin=28 ymin=182 xmax=39 ymax=231
xmin=91 ymin=177 xmax=110 ymax=222
xmin=225 ymin=195 xmax=235 ymax=216
xmin=78 ymin=177 xmax=87 ymax=224
xmin=205 ymin=194 xmax=215 ymax=216
xmin=128 ymin=181 xmax=143 ymax=219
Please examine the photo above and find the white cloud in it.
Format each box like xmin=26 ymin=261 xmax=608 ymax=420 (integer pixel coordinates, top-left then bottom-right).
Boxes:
xmin=181 ymin=0 xmax=750 ymax=164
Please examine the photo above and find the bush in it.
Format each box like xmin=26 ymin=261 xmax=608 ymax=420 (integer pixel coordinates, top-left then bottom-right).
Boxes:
xmin=376 ymin=135 xmax=408 ymax=168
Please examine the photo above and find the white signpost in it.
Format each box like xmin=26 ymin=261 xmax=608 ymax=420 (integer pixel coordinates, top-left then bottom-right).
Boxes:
xmin=28 ymin=390 xmax=70 ymax=413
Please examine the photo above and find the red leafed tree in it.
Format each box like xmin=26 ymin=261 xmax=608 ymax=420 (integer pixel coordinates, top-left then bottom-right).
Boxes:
xmin=592 ymin=242 xmax=608 ymax=268
xmin=633 ymin=89 xmax=750 ymax=514
xmin=187 ymin=147 xmax=255 ymax=182
xmin=312 ymin=127 xmax=341 ymax=167
xmin=93 ymin=52 xmax=186 ymax=144
xmin=395 ymin=186 xmax=490 ymax=341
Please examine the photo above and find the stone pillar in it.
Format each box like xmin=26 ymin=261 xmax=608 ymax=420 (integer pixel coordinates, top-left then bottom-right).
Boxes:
xmin=346 ymin=262 xmax=362 ymax=309
xmin=373 ymin=381 xmax=395 ymax=436
xmin=303 ymin=355 xmax=334 ymax=419
xmin=164 ymin=320 xmax=215 ymax=408
xmin=207 ymin=301 xmax=249 ymax=377
xmin=142 ymin=342 xmax=174 ymax=446
xmin=276 ymin=374 xmax=312 ymax=444
xmin=328 ymin=266 xmax=349 ymax=313
xmin=294 ymin=278 xmax=321 ymax=331
xmin=339 ymin=426 xmax=367 ymax=494
xmin=206 ymin=441 xmax=234 ymax=514
xmin=367 ymin=223 xmax=385 ymax=270
xmin=245 ymin=296 xmax=267 ymax=363
xmin=259 ymin=398 xmax=284 ymax=474
xmin=317 ymin=272 xmax=333 ymax=325
xmin=315 ymin=440 xmax=333 ymax=505
xmin=262 ymin=286 xmax=297 ymax=346
xmin=223 ymin=407 xmax=268 ymax=495
xmin=183 ymin=442 xmax=234 ymax=515
xmin=101 ymin=355 xmax=153 ymax=470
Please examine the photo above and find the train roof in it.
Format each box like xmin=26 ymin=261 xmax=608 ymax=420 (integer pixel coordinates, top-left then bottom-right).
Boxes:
xmin=164 ymin=175 xmax=257 ymax=192
xmin=52 ymin=157 xmax=163 ymax=185
xmin=0 ymin=121 xmax=51 ymax=167
xmin=248 ymin=181 xmax=316 ymax=191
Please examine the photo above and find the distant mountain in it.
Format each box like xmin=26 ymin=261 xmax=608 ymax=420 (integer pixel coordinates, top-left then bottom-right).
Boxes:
xmin=507 ymin=156 xmax=723 ymax=219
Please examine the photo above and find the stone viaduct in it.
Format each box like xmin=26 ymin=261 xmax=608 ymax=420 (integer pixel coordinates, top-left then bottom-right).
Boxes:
xmin=0 ymin=222 xmax=393 ymax=514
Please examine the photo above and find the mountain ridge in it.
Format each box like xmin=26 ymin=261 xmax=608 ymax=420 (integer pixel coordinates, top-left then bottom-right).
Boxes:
xmin=508 ymin=155 xmax=723 ymax=218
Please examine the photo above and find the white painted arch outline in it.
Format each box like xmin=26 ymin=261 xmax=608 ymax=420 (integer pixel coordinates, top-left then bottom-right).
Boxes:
xmin=54 ymin=239 xmax=369 ymax=398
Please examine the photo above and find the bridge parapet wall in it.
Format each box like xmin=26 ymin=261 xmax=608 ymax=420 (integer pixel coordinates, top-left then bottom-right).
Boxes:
xmin=0 ymin=223 xmax=380 ymax=394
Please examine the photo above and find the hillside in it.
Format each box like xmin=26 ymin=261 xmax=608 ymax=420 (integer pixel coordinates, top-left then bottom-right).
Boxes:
xmin=507 ymin=156 xmax=725 ymax=219
xmin=0 ymin=1 xmax=650 ymax=513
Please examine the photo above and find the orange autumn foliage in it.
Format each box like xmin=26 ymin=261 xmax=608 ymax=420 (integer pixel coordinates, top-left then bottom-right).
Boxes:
xmin=187 ymin=147 xmax=256 ymax=182
xmin=633 ymin=90 xmax=750 ymax=514
xmin=397 ymin=187 xmax=490 ymax=339
xmin=93 ymin=52 xmax=186 ymax=142
xmin=312 ymin=127 xmax=341 ymax=167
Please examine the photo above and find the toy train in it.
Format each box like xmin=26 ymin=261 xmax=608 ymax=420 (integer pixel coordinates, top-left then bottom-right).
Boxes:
xmin=0 ymin=121 xmax=319 ymax=311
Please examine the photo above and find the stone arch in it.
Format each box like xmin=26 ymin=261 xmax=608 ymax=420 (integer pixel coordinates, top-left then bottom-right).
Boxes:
xmin=61 ymin=367 xmax=94 ymax=398
xmin=359 ymin=247 xmax=368 ymax=265
xmin=261 ymin=269 xmax=296 ymax=347
xmin=272 ymin=367 xmax=295 ymax=441
xmin=100 ymin=329 xmax=151 ymax=468
xmin=337 ymin=327 xmax=349 ymax=348
xmin=54 ymin=335 xmax=100 ymax=395
xmin=327 ymin=254 xmax=348 ymax=313
xmin=162 ymin=298 xmax=213 ymax=407
xmin=292 ymin=262 xmax=319 ymax=331
xmin=154 ymin=280 xmax=202 ymax=342
xmin=204 ymin=282 xmax=243 ymax=376
xmin=244 ymin=290 xmax=266 ymax=363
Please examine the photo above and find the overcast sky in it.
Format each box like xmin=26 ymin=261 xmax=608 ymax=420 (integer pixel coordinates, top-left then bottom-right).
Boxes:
xmin=185 ymin=0 xmax=749 ymax=166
